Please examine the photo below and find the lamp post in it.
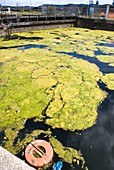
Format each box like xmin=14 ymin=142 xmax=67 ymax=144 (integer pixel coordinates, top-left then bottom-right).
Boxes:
xmin=105 ymin=4 xmax=110 ymax=19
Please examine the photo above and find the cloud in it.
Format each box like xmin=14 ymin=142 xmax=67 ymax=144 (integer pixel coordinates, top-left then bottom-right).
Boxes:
xmin=0 ymin=0 xmax=113 ymax=6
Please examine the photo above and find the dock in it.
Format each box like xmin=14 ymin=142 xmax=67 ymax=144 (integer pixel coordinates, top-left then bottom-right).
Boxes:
xmin=0 ymin=146 xmax=35 ymax=170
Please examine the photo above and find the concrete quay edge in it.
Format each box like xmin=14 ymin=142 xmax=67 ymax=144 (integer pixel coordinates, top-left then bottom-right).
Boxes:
xmin=0 ymin=146 xmax=35 ymax=170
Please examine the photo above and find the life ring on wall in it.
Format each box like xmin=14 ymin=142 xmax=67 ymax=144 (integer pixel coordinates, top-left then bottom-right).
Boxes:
xmin=25 ymin=139 xmax=53 ymax=168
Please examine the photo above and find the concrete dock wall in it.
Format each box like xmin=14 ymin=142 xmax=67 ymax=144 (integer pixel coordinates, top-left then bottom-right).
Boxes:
xmin=0 ymin=16 xmax=114 ymax=36
xmin=75 ymin=17 xmax=114 ymax=31
xmin=0 ymin=146 xmax=35 ymax=170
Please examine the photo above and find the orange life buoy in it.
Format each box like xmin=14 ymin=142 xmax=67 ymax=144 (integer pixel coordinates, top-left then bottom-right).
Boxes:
xmin=25 ymin=140 xmax=53 ymax=167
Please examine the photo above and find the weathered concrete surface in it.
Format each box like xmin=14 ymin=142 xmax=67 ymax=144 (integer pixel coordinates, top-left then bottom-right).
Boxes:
xmin=75 ymin=17 xmax=114 ymax=31
xmin=0 ymin=21 xmax=74 ymax=37
xmin=0 ymin=146 xmax=35 ymax=170
xmin=0 ymin=16 xmax=114 ymax=36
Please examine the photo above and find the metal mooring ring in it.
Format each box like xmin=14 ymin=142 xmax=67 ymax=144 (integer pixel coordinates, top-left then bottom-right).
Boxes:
xmin=25 ymin=139 xmax=53 ymax=167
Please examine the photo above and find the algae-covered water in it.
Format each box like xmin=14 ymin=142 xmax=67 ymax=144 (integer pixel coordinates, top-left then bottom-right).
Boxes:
xmin=0 ymin=27 xmax=114 ymax=170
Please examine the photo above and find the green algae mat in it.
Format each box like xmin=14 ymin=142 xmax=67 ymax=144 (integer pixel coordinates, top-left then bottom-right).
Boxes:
xmin=0 ymin=27 xmax=114 ymax=170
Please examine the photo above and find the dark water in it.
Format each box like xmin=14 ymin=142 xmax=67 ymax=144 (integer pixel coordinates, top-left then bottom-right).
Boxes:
xmin=54 ymin=42 xmax=61 ymax=44
xmin=17 ymin=44 xmax=47 ymax=50
xmin=11 ymin=82 xmax=114 ymax=170
xmin=56 ymin=47 xmax=114 ymax=170
xmin=13 ymin=118 xmax=81 ymax=149
xmin=3 ymin=35 xmax=43 ymax=41
xmin=97 ymin=43 xmax=114 ymax=48
xmin=11 ymin=79 xmax=114 ymax=170
xmin=55 ymin=81 xmax=114 ymax=170
xmin=47 ymin=82 xmax=114 ymax=170
xmin=0 ymin=131 xmax=5 ymax=145
xmin=58 ymin=51 xmax=114 ymax=74
xmin=13 ymin=118 xmax=83 ymax=170
xmin=1 ymin=43 xmax=114 ymax=170
xmin=94 ymin=48 xmax=114 ymax=56
xmin=0 ymin=89 xmax=114 ymax=170
xmin=64 ymin=90 xmax=114 ymax=170
xmin=13 ymin=118 xmax=49 ymax=145
xmin=0 ymin=44 xmax=47 ymax=50
xmin=79 ymin=86 xmax=114 ymax=170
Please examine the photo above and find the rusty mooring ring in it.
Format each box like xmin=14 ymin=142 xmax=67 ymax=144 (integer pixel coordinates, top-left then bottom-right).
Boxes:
xmin=25 ymin=139 xmax=53 ymax=168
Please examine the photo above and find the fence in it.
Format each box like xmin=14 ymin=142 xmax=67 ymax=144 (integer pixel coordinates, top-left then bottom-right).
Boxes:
xmin=41 ymin=4 xmax=114 ymax=19
xmin=0 ymin=4 xmax=114 ymax=20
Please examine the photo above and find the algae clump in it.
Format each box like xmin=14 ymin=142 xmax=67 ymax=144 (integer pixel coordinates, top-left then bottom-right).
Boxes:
xmin=102 ymin=74 xmax=114 ymax=90
xmin=1 ymin=27 xmax=113 ymax=169
xmin=0 ymin=27 xmax=108 ymax=132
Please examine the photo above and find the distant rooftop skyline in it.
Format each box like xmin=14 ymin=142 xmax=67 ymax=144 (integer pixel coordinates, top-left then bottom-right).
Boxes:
xmin=0 ymin=0 xmax=113 ymax=6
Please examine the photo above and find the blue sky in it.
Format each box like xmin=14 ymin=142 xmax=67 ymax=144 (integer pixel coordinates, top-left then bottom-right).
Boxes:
xmin=0 ymin=0 xmax=113 ymax=6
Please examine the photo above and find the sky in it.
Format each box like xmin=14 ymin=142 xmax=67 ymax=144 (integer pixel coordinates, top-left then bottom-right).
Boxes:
xmin=0 ymin=0 xmax=113 ymax=6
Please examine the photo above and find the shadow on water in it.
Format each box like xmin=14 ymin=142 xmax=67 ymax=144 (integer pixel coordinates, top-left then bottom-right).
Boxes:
xmin=58 ymin=51 xmax=114 ymax=74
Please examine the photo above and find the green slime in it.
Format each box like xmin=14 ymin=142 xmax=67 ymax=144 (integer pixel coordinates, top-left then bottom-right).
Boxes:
xmin=0 ymin=27 xmax=114 ymax=169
